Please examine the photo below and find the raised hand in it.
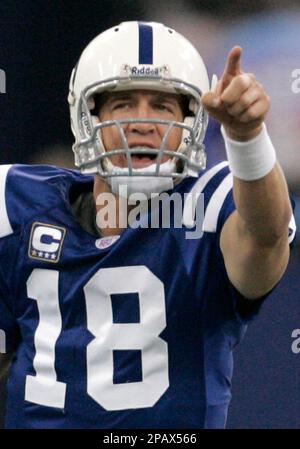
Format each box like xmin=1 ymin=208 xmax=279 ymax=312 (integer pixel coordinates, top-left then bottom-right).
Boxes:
xmin=202 ymin=46 xmax=270 ymax=141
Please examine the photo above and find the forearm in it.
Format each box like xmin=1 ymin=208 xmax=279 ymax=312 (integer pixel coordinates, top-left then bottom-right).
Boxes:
xmin=220 ymin=162 xmax=292 ymax=299
xmin=233 ymin=162 xmax=292 ymax=246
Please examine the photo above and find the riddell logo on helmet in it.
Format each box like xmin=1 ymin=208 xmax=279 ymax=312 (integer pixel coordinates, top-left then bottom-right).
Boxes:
xmin=81 ymin=112 xmax=91 ymax=135
xmin=132 ymin=66 xmax=161 ymax=76
xmin=122 ymin=64 xmax=170 ymax=78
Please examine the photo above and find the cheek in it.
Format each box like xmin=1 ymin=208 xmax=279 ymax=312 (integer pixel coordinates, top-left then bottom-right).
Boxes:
xmin=101 ymin=126 xmax=122 ymax=151
xmin=158 ymin=126 xmax=182 ymax=150
xmin=100 ymin=126 xmax=125 ymax=167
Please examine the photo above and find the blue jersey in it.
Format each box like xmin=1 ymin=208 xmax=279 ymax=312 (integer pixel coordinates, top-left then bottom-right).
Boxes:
xmin=0 ymin=162 xmax=295 ymax=429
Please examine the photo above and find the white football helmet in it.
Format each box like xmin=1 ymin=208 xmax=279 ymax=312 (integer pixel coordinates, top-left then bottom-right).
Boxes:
xmin=68 ymin=21 xmax=214 ymax=196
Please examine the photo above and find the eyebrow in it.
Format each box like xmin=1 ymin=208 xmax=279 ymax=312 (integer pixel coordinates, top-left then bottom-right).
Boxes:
xmin=152 ymin=93 xmax=179 ymax=105
xmin=107 ymin=93 xmax=132 ymax=102
xmin=107 ymin=92 xmax=180 ymax=105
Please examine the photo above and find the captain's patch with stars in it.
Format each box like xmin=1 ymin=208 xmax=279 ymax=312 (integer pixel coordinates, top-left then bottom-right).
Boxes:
xmin=28 ymin=222 xmax=66 ymax=263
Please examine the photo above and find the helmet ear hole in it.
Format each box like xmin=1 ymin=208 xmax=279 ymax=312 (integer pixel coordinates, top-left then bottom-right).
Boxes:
xmin=189 ymin=99 xmax=198 ymax=115
xmin=90 ymin=92 xmax=109 ymax=118
xmin=91 ymin=116 xmax=99 ymax=126
xmin=87 ymin=97 xmax=95 ymax=110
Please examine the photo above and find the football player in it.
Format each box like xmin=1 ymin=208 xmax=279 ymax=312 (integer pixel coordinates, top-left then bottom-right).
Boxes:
xmin=0 ymin=21 xmax=296 ymax=428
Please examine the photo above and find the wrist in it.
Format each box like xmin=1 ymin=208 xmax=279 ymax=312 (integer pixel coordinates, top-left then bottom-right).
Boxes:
xmin=223 ymin=124 xmax=263 ymax=142
xmin=221 ymin=123 xmax=277 ymax=181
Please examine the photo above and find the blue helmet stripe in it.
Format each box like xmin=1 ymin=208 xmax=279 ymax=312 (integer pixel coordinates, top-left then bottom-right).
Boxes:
xmin=138 ymin=23 xmax=153 ymax=64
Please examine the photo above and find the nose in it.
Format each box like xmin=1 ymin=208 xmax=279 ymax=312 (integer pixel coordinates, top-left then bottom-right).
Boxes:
xmin=127 ymin=104 xmax=156 ymax=135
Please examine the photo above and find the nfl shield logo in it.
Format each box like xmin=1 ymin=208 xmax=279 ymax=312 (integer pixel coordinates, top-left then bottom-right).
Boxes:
xmin=95 ymin=235 xmax=120 ymax=250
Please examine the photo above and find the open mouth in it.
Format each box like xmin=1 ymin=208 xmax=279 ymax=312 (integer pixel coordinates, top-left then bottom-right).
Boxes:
xmin=132 ymin=153 xmax=156 ymax=160
xmin=130 ymin=146 xmax=157 ymax=158
xmin=129 ymin=147 xmax=158 ymax=167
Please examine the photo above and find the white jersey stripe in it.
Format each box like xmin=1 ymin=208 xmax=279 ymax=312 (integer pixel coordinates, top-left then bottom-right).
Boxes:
xmin=0 ymin=164 xmax=13 ymax=238
xmin=288 ymin=214 xmax=296 ymax=245
xmin=202 ymin=173 xmax=233 ymax=232
xmin=182 ymin=161 xmax=229 ymax=228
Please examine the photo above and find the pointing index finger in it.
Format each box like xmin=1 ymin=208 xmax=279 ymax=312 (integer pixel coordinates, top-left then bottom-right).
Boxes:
xmin=223 ymin=46 xmax=243 ymax=77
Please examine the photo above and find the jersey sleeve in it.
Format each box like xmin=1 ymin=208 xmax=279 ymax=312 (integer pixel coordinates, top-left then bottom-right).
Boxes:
xmin=214 ymin=232 xmax=271 ymax=323
xmin=214 ymin=175 xmax=297 ymax=322
xmin=0 ymin=165 xmax=34 ymax=352
xmin=181 ymin=161 xmax=297 ymax=323
xmin=0 ymin=163 xmax=85 ymax=353
xmin=216 ymin=182 xmax=297 ymax=245
xmin=1 ymin=164 xmax=70 ymax=234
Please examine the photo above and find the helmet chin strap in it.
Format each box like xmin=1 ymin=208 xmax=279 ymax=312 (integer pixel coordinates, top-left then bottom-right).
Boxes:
xmin=105 ymin=160 xmax=175 ymax=199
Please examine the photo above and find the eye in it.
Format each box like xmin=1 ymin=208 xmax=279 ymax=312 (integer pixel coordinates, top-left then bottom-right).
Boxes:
xmin=154 ymin=103 xmax=173 ymax=113
xmin=112 ymin=101 xmax=131 ymax=111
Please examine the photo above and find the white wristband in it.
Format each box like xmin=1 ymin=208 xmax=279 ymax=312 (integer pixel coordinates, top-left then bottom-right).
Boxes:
xmin=220 ymin=123 xmax=277 ymax=181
